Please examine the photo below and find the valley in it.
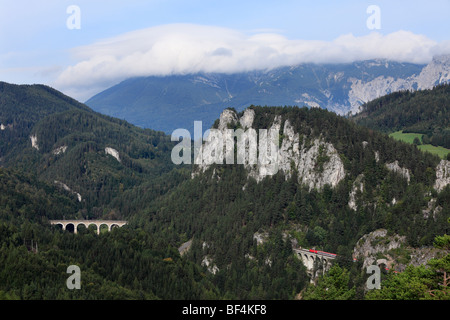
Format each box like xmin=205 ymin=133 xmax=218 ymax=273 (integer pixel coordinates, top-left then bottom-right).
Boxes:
xmin=2 ymin=0 xmax=450 ymax=310
xmin=0 ymin=77 xmax=449 ymax=301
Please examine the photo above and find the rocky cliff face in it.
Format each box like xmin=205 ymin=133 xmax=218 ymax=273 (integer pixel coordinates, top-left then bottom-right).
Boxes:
xmin=385 ymin=160 xmax=411 ymax=183
xmin=194 ymin=108 xmax=346 ymax=190
xmin=52 ymin=145 xmax=68 ymax=155
xmin=276 ymin=120 xmax=345 ymax=190
xmin=30 ymin=135 xmax=39 ymax=150
xmin=434 ymin=159 xmax=450 ymax=192
xmin=415 ymin=54 xmax=450 ymax=89
xmin=54 ymin=180 xmax=82 ymax=202
xmin=348 ymin=174 xmax=364 ymax=211
xmin=348 ymin=76 xmax=411 ymax=114
xmin=353 ymin=229 xmax=446 ymax=272
xmin=105 ymin=147 xmax=121 ymax=163
xmin=353 ymin=229 xmax=406 ymax=269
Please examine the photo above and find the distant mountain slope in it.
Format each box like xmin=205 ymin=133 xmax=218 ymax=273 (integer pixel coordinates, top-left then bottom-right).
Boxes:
xmin=0 ymin=82 xmax=178 ymax=216
xmin=353 ymin=83 xmax=450 ymax=150
xmin=85 ymin=55 xmax=450 ymax=134
xmin=0 ymin=82 xmax=91 ymax=163
xmin=0 ymin=81 xmax=91 ymax=122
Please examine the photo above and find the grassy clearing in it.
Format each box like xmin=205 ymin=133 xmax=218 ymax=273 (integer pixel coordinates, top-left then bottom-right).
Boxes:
xmin=389 ymin=131 xmax=450 ymax=159
xmin=389 ymin=131 xmax=423 ymax=144
xmin=417 ymin=144 xmax=450 ymax=159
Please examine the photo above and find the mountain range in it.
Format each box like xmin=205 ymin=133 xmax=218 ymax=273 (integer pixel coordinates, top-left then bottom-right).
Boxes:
xmin=86 ymin=54 xmax=450 ymax=134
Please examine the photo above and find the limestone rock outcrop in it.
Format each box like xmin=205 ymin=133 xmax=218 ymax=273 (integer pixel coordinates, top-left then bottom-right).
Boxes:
xmin=348 ymin=174 xmax=364 ymax=211
xmin=434 ymin=159 xmax=450 ymax=192
xmin=386 ymin=160 xmax=411 ymax=183
xmin=353 ymin=229 xmax=446 ymax=272
xmin=194 ymin=108 xmax=346 ymax=190
xmin=105 ymin=147 xmax=121 ymax=163
xmin=30 ymin=135 xmax=39 ymax=150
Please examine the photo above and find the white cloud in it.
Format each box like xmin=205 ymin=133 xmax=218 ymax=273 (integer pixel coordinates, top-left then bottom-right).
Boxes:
xmin=53 ymin=23 xmax=449 ymax=101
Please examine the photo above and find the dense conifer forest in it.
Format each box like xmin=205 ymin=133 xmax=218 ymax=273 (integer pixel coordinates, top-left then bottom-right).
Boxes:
xmin=0 ymin=82 xmax=448 ymax=300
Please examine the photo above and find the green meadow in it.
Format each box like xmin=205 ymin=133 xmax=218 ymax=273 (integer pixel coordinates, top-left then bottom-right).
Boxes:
xmin=389 ymin=131 xmax=450 ymax=159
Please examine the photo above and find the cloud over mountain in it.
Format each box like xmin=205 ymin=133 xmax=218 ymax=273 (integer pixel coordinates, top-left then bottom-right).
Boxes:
xmin=54 ymin=23 xmax=450 ymax=101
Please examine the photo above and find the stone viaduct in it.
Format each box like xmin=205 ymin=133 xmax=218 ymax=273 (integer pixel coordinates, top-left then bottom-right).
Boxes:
xmin=293 ymin=248 xmax=336 ymax=280
xmin=50 ymin=220 xmax=127 ymax=235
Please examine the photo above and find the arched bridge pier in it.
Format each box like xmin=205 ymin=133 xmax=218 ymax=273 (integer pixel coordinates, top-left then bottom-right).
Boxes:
xmin=294 ymin=248 xmax=336 ymax=280
xmin=50 ymin=220 xmax=127 ymax=235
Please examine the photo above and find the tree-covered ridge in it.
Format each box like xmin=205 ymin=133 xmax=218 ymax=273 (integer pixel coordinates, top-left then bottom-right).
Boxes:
xmin=0 ymin=167 xmax=79 ymax=222
xmin=0 ymin=82 xmax=91 ymax=166
xmin=0 ymin=82 xmax=179 ymax=217
xmin=128 ymin=105 xmax=447 ymax=299
xmin=155 ymin=106 xmax=445 ymax=249
xmin=0 ymin=81 xmax=448 ymax=300
xmin=29 ymin=108 xmax=176 ymax=212
xmin=0 ymin=168 xmax=216 ymax=300
xmin=0 ymin=81 xmax=91 ymax=124
xmin=352 ymin=83 xmax=450 ymax=148
xmin=233 ymin=105 xmax=440 ymax=183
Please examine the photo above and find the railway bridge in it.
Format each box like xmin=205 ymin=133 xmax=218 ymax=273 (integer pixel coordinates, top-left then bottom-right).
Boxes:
xmin=293 ymin=248 xmax=336 ymax=280
xmin=50 ymin=219 xmax=127 ymax=235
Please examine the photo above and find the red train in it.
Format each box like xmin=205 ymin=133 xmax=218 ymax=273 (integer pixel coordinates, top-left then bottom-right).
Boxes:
xmin=308 ymin=248 xmax=398 ymax=272
xmin=308 ymin=249 xmax=337 ymax=258
xmin=308 ymin=249 xmax=357 ymax=262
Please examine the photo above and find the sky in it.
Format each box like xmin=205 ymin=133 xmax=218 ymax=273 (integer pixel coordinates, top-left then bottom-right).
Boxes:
xmin=1 ymin=0 xmax=450 ymax=101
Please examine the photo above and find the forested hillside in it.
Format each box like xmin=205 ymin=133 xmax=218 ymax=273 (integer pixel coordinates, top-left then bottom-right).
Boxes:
xmin=129 ymin=106 xmax=448 ymax=299
xmin=0 ymin=82 xmax=448 ymax=300
xmin=0 ymin=83 xmax=212 ymax=299
xmin=0 ymin=82 xmax=179 ymax=216
xmin=0 ymin=167 xmax=219 ymax=299
xmin=0 ymin=82 xmax=90 ymax=163
xmin=353 ymin=83 xmax=450 ymax=150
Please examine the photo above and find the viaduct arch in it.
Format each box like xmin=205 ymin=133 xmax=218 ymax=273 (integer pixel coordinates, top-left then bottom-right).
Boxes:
xmin=50 ymin=220 xmax=127 ymax=235
xmin=293 ymin=248 xmax=336 ymax=280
